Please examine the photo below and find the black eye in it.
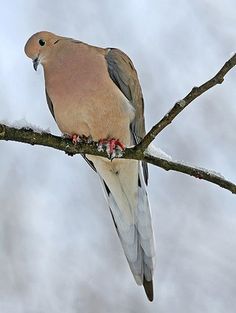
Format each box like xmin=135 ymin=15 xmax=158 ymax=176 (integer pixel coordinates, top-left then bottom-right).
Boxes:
xmin=39 ymin=39 xmax=45 ymax=46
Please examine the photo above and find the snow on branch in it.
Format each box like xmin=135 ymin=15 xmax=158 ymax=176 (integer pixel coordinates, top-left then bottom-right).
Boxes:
xmin=0 ymin=53 xmax=236 ymax=194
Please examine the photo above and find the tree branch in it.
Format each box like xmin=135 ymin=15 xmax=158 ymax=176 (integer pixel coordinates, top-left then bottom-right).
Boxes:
xmin=135 ymin=53 xmax=236 ymax=152
xmin=0 ymin=124 xmax=235 ymax=194
xmin=142 ymin=153 xmax=236 ymax=194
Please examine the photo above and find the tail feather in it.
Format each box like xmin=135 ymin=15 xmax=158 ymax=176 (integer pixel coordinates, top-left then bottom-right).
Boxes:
xmin=97 ymin=160 xmax=155 ymax=301
xmin=143 ymin=277 xmax=154 ymax=302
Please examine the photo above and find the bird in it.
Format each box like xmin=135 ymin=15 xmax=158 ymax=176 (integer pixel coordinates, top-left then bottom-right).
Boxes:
xmin=24 ymin=31 xmax=155 ymax=301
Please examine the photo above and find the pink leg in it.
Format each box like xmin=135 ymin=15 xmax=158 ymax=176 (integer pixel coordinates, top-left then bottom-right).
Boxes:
xmin=98 ymin=138 xmax=125 ymax=159
xmin=69 ymin=134 xmax=93 ymax=145
xmin=71 ymin=134 xmax=79 ymax=144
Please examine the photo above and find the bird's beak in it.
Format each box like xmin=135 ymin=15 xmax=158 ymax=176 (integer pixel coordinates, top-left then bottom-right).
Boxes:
xmin=33 ymin=57 xmax=39 ymax=71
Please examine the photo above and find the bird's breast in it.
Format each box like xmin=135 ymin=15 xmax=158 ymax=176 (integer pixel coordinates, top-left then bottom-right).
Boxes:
xmin=44 ymin=51 xmax=134 ymax=144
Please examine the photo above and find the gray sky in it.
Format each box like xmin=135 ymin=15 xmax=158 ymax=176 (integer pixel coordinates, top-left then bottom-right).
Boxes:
xmin=0 ymin=1 xmax=236 ymax=312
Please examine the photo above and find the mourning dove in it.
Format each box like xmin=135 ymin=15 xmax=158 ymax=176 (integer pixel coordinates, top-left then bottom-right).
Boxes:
xmin=24 ymin=31 xmax=155 ymax=301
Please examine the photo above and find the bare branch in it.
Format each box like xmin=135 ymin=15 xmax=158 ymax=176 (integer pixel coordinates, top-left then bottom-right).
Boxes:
xmin=0 ymin=124 xmax=235 ymax=194
xmin=136 ymin=53 xmax=236 ymax=152
xmin=142 ymin=153 xmax=236 ymax=194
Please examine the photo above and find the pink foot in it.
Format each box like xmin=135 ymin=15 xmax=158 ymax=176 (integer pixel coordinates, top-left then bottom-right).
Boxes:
xmin=71 ymin=134 xmax=80 ymax=144
xmin=69 ymin=134 xmax=92 ymax=144
xmin=97 ymin=138 xmax=125 ymax=159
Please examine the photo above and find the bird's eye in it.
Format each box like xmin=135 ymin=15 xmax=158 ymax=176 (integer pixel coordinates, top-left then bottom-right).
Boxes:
xmin=39 ymin=39 xmax=46 ymax=46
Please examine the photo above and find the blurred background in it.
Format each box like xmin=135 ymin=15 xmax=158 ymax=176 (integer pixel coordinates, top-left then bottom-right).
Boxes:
xmin=0 ymin=1 xmax=236 ymax=312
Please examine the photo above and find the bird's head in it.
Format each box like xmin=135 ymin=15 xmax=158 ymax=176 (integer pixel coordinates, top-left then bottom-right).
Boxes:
xmin=24 ymin=31 xmax=62 ymax=70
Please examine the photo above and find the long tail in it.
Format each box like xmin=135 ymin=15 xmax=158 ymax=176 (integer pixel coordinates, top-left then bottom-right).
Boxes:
xmin=95 ymin=158 xmax=155 ymax=301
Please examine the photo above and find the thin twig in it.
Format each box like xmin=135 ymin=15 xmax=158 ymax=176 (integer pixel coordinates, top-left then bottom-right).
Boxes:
xmin=143 ymin=153 xmax=236 ymax=194
xmin=136 ymin=53 xmax=236 ymax=152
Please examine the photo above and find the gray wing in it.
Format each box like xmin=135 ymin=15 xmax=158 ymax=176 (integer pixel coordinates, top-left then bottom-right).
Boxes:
xmin=45 ymin=89 xmax=55 ymax=119
xmin=105 ymin=48 xmax=148 ymax=183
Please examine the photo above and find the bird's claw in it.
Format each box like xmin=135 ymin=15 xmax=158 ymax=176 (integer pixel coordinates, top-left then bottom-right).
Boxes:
xmin=69 ymin=134 xmax=92 ymax=144
xmin=71 ymin=134 xmax=79 ymax=144
xmin=97 ymin=138 xmax=125 ymax=160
